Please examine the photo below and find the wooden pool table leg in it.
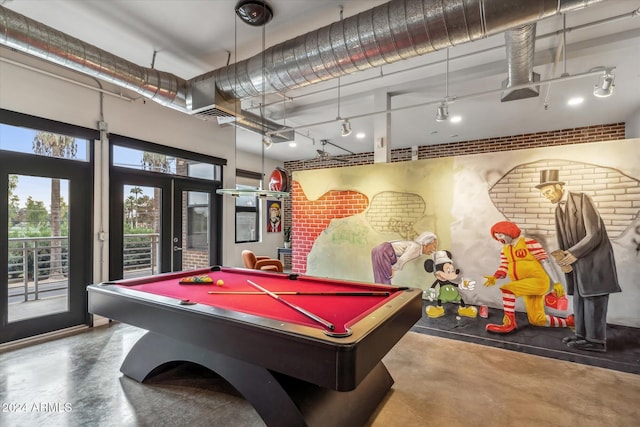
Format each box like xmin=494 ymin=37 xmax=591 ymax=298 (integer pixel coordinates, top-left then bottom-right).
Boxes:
xmin=121 ymin=331 xmax=306 ymax=426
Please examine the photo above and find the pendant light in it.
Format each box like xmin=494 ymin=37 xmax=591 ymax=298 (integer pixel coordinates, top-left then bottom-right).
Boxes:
xmin=217 ymin=1 xmax=288 ymax=199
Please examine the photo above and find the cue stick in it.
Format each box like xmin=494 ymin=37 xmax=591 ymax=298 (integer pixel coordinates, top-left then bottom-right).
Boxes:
xmin=246 ymin=280 xmax=335 ymax=331
xmin=208 ymin=291 xmax=390 ymax=296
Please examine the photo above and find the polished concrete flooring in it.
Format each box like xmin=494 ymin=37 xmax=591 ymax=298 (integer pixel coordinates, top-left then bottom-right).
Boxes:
xmin=1 ymin=322 xmax=639 ymax=427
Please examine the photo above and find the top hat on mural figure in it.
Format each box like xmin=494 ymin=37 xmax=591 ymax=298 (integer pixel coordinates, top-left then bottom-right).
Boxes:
xmin=535 ymin=169 xmax=566 ymax=189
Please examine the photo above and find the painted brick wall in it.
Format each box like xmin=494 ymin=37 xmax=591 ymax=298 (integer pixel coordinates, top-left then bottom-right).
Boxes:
xmin=291 ymin=181 xmax=369 ymax=273
xmin=489 ymin=160 xmax=640 ymax=239
xmin=366 ymin=192 xmax=427 ymax=239
xmin=283 ymin=123 xmax=626 ymax=272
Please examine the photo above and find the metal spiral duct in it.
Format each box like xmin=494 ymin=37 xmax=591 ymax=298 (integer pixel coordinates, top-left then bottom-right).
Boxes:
xmin=0 ymin=4 xmax=188 ymax=110
xmin=0 ymin=0 xmax=603 ymax=118
xmin=212 ymin=0 xmax=603 ymax=100
xmin=502 ymin=24 xmax=540 ymax=101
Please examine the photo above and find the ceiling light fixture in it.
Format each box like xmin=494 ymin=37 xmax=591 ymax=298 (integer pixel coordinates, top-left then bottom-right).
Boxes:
xmin=435 ymin=103 xmax=449 ymax=122
xmin=235 ymin=0 xmax=273 ymax=26
xmin=218 ymin=2 xmax=287 ymax=200
xmin=335 ymin=7 xmax=354 ymax=138
xmin=593 ymin=72 xmax=615 ymax=98
xmin=567 ymin=96 xmax=584 ymax=106
xmin=341 ymin=119 xmax=352 ymax=137
xmin=356 ymin=132 xmax=366 ymax=139
xmin=435 ymin=48 xmax=451 ymax=122
xmin=449 ymin=115 xmax=462 ymax=123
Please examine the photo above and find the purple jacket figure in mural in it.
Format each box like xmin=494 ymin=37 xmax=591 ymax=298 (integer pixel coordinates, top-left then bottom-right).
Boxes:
xmin=371 ymin=231 xmax=438 ymax=285
xmin=536 ymin=169 xmax=621 ymax=352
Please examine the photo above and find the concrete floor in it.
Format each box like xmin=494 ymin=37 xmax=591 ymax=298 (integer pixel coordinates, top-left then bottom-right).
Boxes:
xmin=1 ymin=322 xmax=638 ymax=427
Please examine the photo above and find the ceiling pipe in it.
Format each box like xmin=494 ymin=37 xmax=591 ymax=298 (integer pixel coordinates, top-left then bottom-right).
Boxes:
xmin=0 ymin=0 xmax=604 ymax=130
xmin=211 ymin=0 xmax=604 ymax=100
xmin=251 ymin=7 xmax=638 ymax=112
xmin=501 ymin=24 xmax=540 ymax=101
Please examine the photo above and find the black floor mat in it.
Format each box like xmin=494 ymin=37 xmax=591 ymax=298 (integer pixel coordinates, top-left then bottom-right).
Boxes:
xmin=411 ymin=302 xmax=640 ymax=375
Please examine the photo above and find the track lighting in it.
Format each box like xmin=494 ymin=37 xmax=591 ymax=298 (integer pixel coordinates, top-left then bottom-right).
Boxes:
xmin=435 ymin=103 xmax=448 ymax=122
xmin=341 ymin=119 xmax=352 ymax=137
xmin=593 ymin=72 xmax=615 ymax=98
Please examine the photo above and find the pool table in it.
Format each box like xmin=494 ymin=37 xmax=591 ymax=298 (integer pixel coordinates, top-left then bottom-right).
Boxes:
xmin=87 ymin=266 xmax=422 ymax=427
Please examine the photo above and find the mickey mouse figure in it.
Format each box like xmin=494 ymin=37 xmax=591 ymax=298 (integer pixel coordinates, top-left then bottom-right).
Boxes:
xmin=424 ymin=250 xmax=478 ymax=318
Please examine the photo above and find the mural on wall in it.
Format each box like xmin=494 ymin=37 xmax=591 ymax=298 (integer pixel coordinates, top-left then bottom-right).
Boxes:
xmin=424 ymin=250 xmax=477 ymax=319
xmin=290 ymin=184 xmax=369 ymax=273
xmin=291 ymin=139 xmax=640 ymax=337
xmin=371 ymin=231 xmax=437 ymax=285
xmin=366 ymin=192 xmax=427 ymax=239
xmin=534 ymin=169 xmax=622 ymax=352
xmin=483 ymin=221 xmax=574 ymax=334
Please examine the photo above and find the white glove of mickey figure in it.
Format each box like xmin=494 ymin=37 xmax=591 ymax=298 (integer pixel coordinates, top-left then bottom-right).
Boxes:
xmin=460 ymin=278 xmax=476 ymax=291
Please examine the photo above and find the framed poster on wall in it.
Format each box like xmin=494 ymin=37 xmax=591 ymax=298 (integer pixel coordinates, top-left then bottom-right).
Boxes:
xmin=267 ymin=200 xmax=282 ymax=233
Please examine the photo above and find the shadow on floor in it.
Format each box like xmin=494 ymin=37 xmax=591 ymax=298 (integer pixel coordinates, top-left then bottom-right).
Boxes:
xmin=411 ymin=302 xmax=640 ymax=375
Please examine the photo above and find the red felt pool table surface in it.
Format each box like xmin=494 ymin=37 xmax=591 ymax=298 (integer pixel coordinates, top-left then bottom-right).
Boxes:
xmin=115 ymin=267 xmax=405 ymax=336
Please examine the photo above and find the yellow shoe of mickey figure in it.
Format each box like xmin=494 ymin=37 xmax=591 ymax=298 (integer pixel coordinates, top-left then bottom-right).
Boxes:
xmin=426 ymin=305 xmax=445 ymax=318
xmin=458 ymin=306 xmax=478 ymax=318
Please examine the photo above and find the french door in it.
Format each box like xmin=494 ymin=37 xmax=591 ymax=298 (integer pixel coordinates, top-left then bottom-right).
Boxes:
xmin=109 ymin=172 xmax=220 ymax=280
xmin=1 ymin=152 xmax=92 ymax=343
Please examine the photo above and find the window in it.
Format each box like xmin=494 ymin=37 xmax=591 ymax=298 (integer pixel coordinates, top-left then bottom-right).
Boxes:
xmin=235 ymin=170 xmax=262 ymax=243
xmin=186 ymin=191 xmax=209 ymax=250
xmin=112 ymin=145 xmax=221 ymax=180
xmin=0 ymin=123 xmax=90 ymax=162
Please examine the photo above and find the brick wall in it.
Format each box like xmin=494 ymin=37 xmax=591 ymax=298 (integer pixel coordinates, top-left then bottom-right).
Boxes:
xmin=366 ymin=192 xmax=427 ymax=240
xmin=290 ymin=181 xmax=369 ymax=273
xmin=283 ymin=123 xmax=626 ymax=272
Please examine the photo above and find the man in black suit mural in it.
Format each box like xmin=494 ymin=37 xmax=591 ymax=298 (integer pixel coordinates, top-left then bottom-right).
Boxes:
xmin=536 ymin=169 xmax=621 ymax=352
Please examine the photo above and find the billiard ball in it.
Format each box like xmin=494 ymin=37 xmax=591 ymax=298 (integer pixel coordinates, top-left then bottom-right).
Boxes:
xmin=216 ymin=279 xmax=224 ymax=287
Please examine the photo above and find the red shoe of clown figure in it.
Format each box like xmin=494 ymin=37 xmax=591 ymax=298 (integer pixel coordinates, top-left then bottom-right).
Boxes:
xmin=486 ymin=312 xmax=517 ymax=333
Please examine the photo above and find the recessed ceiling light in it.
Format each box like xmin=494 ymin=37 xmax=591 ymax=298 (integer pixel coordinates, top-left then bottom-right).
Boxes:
xmin=450 ymin=115 xmax=462 ymax=123
xmin=288 ymin=141 xmax=297 ymax=148
xmin=567 ymin=97 xmax=584 ymax=106
xmin=356 ymin=132 xmax=366 ymax=139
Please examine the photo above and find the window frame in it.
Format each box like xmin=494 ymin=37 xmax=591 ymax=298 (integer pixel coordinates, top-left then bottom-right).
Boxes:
xmin=235 ymin=169 xmax=262 ymax=244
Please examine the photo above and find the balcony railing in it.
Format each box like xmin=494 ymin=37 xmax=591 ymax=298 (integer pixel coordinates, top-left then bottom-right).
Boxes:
xmin=7 ymin=234 xmax=159 ymax=303
xmin=8 ymin=236 xmax=69 ymax=303
xmin=122 ymin=233 xmax=159 ymax=278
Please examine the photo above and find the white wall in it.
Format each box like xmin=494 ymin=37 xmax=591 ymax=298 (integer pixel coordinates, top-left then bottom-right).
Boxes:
xmin=0 ymin=49 xmax=285 ymax=276
xmin=625 ymin=106 xmax=640 ymax=139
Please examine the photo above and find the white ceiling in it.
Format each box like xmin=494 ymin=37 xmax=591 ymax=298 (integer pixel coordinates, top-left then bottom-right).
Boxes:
xmin=3 ymin=0 xmax=640 ymax=162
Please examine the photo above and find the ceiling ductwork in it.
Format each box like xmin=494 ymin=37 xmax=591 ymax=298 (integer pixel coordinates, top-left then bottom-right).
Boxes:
xmin=501 ymin=24 xmax=540 ymax=102
xmin=0 ymin=0 xmax=603 ymax=140
xmin=187 ymin=74 xmax=295 ymax=143
xmin=211 ymin=0 xmax=602 ymax=99
xmin=0 ymin=4 xmax=187 ymax=109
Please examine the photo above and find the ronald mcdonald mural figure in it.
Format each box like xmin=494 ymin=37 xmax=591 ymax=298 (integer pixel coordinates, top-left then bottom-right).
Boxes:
xmin=483 ymin=221 xmax=574 ymax=334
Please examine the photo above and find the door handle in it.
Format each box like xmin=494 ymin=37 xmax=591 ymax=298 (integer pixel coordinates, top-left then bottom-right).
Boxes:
xmin=173 ymin=246 xmax=183 ymax=251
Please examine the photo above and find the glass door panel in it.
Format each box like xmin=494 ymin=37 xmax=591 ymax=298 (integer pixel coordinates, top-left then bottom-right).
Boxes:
xmin=179 ymin=190 xmax=211 ymax=270
xmin=122 ymin=185 xmax=162 ymax=279
xmin=7 ymin=175 xmax=70 ymax=322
